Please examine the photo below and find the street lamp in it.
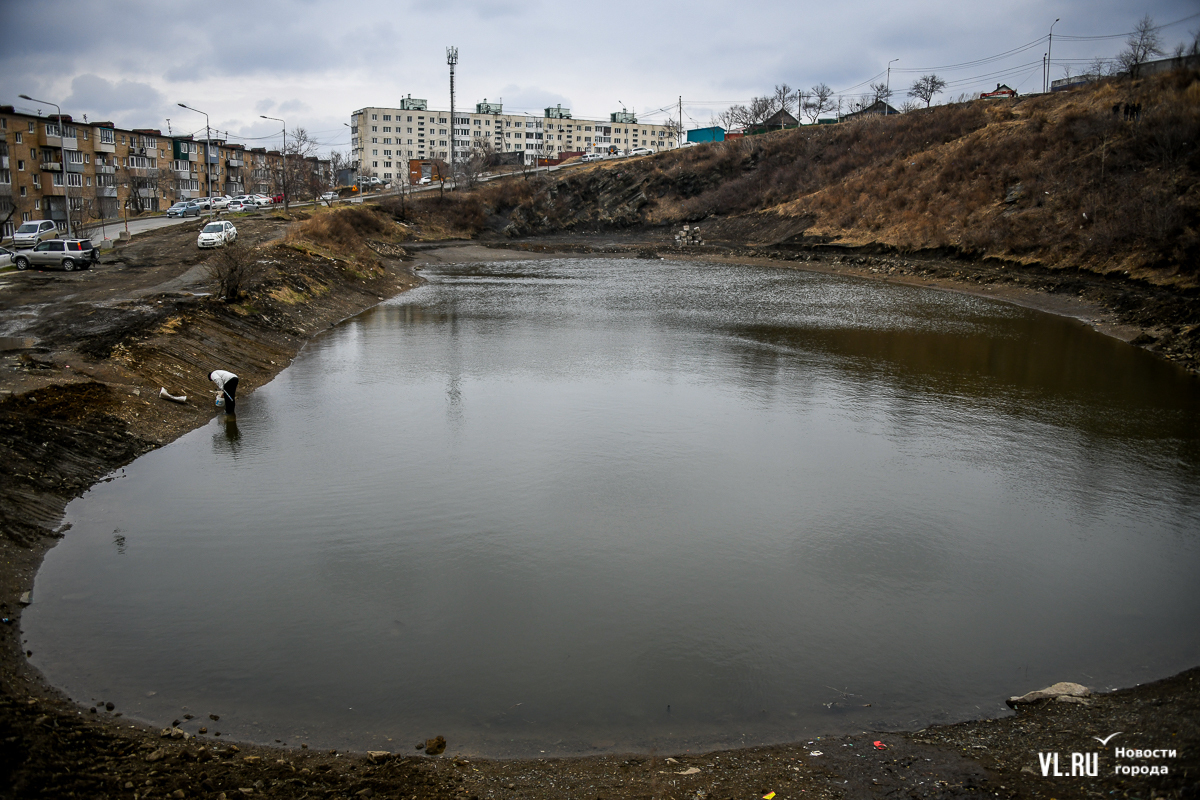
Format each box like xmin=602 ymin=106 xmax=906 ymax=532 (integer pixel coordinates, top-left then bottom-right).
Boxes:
xmin=177 ymin=103 xmax=213 ymax=201
xmin=1046 ymin=18 xmax=1061 ymax=93
xmin=19 ymin=94 xmax=73 ymax=237
xmin=261 ymin=115 xmax=288 ymax=211
xmin=886 ymin=59 xmax=899 ymax=114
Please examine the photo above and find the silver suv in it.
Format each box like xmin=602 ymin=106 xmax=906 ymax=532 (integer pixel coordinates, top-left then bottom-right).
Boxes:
xmin=13 ymin=239 xmax=98 ymax=271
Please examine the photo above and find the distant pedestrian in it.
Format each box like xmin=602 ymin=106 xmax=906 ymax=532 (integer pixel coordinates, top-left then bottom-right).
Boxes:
xmin=209 ymin=369 xmax=239 ymax=414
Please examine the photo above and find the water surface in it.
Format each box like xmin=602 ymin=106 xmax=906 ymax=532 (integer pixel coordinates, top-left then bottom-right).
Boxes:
xmin=25 ymin=257 xmax=1200 ymax=756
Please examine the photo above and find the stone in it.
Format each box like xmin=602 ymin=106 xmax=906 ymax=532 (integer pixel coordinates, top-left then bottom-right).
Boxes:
xmin=18 ymin=592 xmax=30 ymax=606
xmin=1007 ymin=682 xmax=1091 ymax=707
xmin=209 ymin=713 xmax=220 ymax=721
xmin=242 ymin=755 xmax=262 ymax=764
xmin=172 ymin=791 xmax=186 ymax=799
xmin=425 ymin=735 xmax=447 ymax=755
xmin=106 ymin=702 xmax=115 ymax=711
xmin=1056 ymin=695 xmax=1091 ymax=705
xmin=367 ymin=751 xmax=391 ymax=762
xmin=146 ymin=748 xmax=168 ymax=762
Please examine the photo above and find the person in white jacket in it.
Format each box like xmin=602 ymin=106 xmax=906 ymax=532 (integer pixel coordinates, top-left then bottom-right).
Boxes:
xmin=208 ymin=369 xmax=240 ymax=414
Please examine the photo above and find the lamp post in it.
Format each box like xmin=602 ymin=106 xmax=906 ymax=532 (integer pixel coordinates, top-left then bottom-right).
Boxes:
xmin=886 ymin=59 xmax=899 ymax=114
xmin=261 ymin=115 xmax=288 ymax=211
xmin=19 ymin=94 xmax=72 ymax=237
xmin=1046 ymin=18 xmax=1061 ymax=93
xmin=177 ymin=103 xmax=212 ymax=202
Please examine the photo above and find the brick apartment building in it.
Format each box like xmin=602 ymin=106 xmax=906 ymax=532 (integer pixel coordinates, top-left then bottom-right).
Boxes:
xmin=0 ymin=106 xmax=328 ymax=241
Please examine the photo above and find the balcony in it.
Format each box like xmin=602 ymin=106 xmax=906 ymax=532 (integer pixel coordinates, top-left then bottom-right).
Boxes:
xmin=66 ymin=160 xmax=84 ymax=174
xmin=40 ymin=161 xmax=62 ymax=172
xmin=227 ymin=157 xmax=244 ymax=168
xmin=42 ymin=133 xmax=79 ymax=151
xmin=95 ymin=164 xmax=116 ymax=175
xmin=95 ymin=138 xmax=116 ymax=153
xmin=97 ymin=186 xmax=117 ymax=197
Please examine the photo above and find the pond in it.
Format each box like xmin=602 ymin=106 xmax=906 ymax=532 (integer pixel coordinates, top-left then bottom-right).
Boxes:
xmin=24 ymin=257 xmax=1200 ymax=757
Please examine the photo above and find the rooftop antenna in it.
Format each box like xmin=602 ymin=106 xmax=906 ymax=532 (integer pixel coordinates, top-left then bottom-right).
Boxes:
xmin=166 ymin=118 xmax=172 ymax=135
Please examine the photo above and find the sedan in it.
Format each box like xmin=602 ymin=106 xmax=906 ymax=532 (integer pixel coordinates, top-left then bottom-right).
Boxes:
xmin=166 ymin=202 xmax=201 ymax=218
xmin=628 ymin=147 xmax=655 ymax=157
xmin=319 ymin=191 xmax=338 ymax=202
xmin=209 ymin=196 xmax=231 ymax=209
xmin=252 ymin=194 xmax=272 ymax=206
xmin=191 ymin=198 xmax=213 ymax=210
xmin=227 ymin=201 xmax=248 ymax=212
xmin=271 ymin=193 xmax=284 ymax=203
xmin=0 ymin=246 xmax=15 ymax=268
xmin=198 ymin=220 xmax=238 ymax=249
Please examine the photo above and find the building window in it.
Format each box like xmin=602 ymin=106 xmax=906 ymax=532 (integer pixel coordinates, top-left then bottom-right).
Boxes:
xmin=372 ymin=114 xmax=377 ymax=120
xmin=372 ymin=126 xmax=377 ymax=132
xmin=383 ymin=114 xmax=391 ymax=121
xmin=383 ymin=126 xmax=390 ymax=132
xmin=372 ymin=161 xmax=378 ymax=167
xmin=34 ymin=200 xmax=41 ymax=209
xmin=28 ymin=122 xmax=35 ymax=133
xmin=17 ymin=160 xmax=24 ymax=171
xmin=372 ymin=138 xmax=378 ymax=143
xmin=14 ymin=132 xmax=21 ymax=144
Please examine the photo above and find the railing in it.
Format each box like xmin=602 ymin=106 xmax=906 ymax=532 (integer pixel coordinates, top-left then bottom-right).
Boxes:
xmin=40 ymin=161 xmax=63 ymax=172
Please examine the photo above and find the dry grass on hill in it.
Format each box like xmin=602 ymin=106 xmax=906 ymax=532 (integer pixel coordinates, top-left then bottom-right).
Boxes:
xmin=416 ymin=69 xmax=1199 ymax=287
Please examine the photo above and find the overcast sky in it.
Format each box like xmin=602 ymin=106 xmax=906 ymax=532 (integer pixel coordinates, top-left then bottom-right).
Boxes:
xmin=2 ymin=0 xmax=1196 ymax=155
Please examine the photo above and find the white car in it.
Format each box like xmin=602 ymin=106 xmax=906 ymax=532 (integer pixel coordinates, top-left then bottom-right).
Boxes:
xmin=198 ymin=220 xmax=238 ymax=249
xmin=417 ymin=177 xmax=432 ymax=185
xmin=0 ymin=246 xmax=16 ymax=268
xmin=227 ymin=201 xmax=248 ymax=212
xmin=252 ymin=194 xmax=272 ymax=206
xmin=320 ymin=191 xmax=338 ymax=202
xmin=629 ymin=147 xmax=654 ymax=157
xmin=581 ymin=153 xmax=604 ymax=162
xmin=209 ymin=196 xmax=231 ymax=209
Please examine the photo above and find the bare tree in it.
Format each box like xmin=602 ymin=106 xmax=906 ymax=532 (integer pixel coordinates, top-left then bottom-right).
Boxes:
xmin=660 ymin=117 xmax=684 ymax=146
xmin=870 ymin=82 xmax=892 ymax=105
xmin=772 ymin=83 xmax=795 ymax=118
xmin=457 ymin=140 xmax=494 ymax=190
xmin=1117 ymin=15 xmax=1165 ymax=76
xmin=205 ymin=240 xmax=262 ymax=302
xmin=900 ymin=99 xmax=921 ymax=114
xmin=908 ymin=74 xmax=947 ymax=108
xmin=122 ymin=165 xmax=173 ymax=214
xmin=802 ymin=83 xmax=835 ymax=123
xmin=1088 ymin=56 xmax=1112 ymax=79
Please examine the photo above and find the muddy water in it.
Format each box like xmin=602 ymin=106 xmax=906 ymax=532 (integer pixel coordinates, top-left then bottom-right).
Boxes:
xmin=24 ymin=258 xmax=1200 ymax=757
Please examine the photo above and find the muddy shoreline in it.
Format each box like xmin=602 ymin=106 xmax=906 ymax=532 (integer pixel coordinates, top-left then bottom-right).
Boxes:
xmin=1 ymin=229 xmax=1197 ymax=799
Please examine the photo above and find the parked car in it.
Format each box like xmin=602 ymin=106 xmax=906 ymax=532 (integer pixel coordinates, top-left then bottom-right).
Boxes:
xmin=191 ymin=198 xmax=212 ymax=210
xmin=227 ymin=201 xmax=248 ymax=212
xmin=166 ymin=201 xmax=201 ymax=218
xmin=11 ymin=220 xmax=59 ymax=249
xmin=319 ymin=191 xmax=338 ymax=202
xmin=209 ymin=196 xmax=231 ymax=209
xmin=0 ymin=246 xmax=15 ymax=268
xmin=628 ymin=147 xmax=654 ymax=157
xmin=198 ymin=220 xmax=238 ymax=249
xmin=417 ymin=176 xmax=432 ymax=185
xmin=13 ymin=239 xmax=97 ymax=271
xmin=581 ymin=153 xmax=604 ymax=162
xmin=270 ymin=193 xmax=284 ymax=203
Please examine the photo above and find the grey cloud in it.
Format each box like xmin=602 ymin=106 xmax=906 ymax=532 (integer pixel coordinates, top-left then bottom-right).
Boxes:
xmin=62 ymin=74 xmax=167 ymax=122
xmin=256 ymin=99 xmax=276 ymax=113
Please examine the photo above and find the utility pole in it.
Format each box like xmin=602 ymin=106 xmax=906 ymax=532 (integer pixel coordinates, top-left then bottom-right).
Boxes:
xmin=447 ymin=46 xmax=458 ymax=181
xmin=177 ymin=103 xmax=212 ymax=201
xmin=19 ymin=94 xmax=72 ymax=237
xmin=886 ymin=59 xmax=899 ymax=114
xmin=261 ymin=115 xmax=287 ymax=211
xmin=1046 ymin=18 xmax=1061 ymax=92
xmin=678 ymin=96 xmax=682 ymax=147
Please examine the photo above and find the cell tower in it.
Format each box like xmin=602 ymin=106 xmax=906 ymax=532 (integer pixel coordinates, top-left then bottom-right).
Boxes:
xmin=447 ymin=46 xmax=458 ymax=174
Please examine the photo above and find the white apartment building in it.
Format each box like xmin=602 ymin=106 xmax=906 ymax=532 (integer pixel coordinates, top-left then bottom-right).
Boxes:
xmin=350 ymin=98 xmax=679 ymax=181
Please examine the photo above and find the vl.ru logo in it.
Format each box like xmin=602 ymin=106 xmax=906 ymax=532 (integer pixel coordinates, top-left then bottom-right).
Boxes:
xmin=1038 ymin=752 xmax=1099 ymax=777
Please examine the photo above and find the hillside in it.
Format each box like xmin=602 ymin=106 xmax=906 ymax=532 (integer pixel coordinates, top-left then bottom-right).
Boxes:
xmin=423 ymin=69 xmax=1198 ymax=289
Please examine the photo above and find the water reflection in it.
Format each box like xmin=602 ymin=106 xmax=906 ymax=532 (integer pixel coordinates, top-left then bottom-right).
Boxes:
xmin=23 ymin=257 xmax=1200 ymax=757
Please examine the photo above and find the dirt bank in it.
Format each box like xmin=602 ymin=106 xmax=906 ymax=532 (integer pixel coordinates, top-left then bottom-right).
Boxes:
xmin=1 ymin=219 xmax=1197 ymax=799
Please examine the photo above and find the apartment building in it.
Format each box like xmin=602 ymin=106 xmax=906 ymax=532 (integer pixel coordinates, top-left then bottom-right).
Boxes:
xmin=0 ymin=105 xmax=290 ymax=240
xmin=350 ymin=98 xmax=679 ymax=182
